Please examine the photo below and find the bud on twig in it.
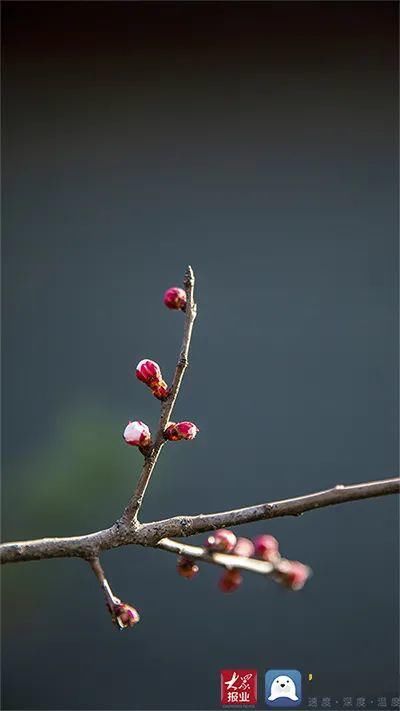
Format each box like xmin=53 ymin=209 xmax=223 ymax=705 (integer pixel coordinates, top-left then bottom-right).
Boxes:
xmin=219 ymin=569 xmax=243 ymax=593
xmin=277 ymin=560 xmax=311 ymax=591
xmin=164 ymin=287 xmax=187 ymax=311
xmin=177 ymin=556 xmax=199 ymax=580
xmin=101 ymin=577 xmax=140 ymax=630
xmin=164 ymin=421 xmax=199 ymax=441
xmin=135 ymin=359 xmax=169 ymax=400
xmin=254 ymin=534 xmax=280 ymax=562
xmin=113 ymin=602 xmax=141 ymax=629
xmin=206 ymin=529 xmax=237 ymax=553
xmin=123 ymin=421 xmax=152 ymax=448
xmin=233 ymin=537 xmax=255 ymax=558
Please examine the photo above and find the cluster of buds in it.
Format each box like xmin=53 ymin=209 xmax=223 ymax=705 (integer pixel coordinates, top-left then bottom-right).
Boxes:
xmin=164 ymin=421 xmax=199 ymax=441
xmin=136 ymin=359 xmax=169 ymax=400
xmin=164 ymin=286 xmax=187 ymax=311
xmin=123 ymin=279 xmax=199 ymax=456
xmin=175 ymin=528 xmax=311 ymax=594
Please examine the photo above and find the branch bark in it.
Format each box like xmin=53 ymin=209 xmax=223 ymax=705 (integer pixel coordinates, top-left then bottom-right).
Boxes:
xmin=1 ymin=476 xmax=398 ymax=564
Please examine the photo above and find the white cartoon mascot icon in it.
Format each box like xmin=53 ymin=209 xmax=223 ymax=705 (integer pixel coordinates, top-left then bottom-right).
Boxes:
xmin=268 ymin=675 xmax=299 ymax=702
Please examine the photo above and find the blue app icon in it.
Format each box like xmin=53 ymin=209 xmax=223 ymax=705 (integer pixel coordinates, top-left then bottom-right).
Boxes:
xmin=265 ymin=670 xmax=302 ymax=707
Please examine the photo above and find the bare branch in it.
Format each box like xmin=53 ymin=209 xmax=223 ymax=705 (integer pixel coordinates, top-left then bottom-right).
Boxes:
xmin=0 ymin=526 xmax=120 ymax=564
xmin=1 ymin=477 xmax=398 ymax=564
xmin=139 ymin=477 xmax=400 ymax=542
xmin=89 ymin=556 xmax=118 ymax=610
xmin=121 ymin=265 xmax=197 ymax=524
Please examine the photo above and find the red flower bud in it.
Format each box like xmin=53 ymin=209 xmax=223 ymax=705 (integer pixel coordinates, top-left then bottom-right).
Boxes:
xmin=278 ymin=560 xmax=311 ymax=591
xmin=164 ymin=421 xmax=199 ymax=441
xmin=206 ymin=529 xmax=237 ymax=553
xmin=136 ymin=359 xmax=169 ymax=400
xmin=219 ymin=569 xmax=242 ymax=593
xmin=136 ymin=359 xmax=162 ymax=385
xmin=233 ymin=537 xmax=255 ymax=558
xmin=113 ymin=603 xmax=140 ymax=629
xmin=253 ymin=534 xmax=280 ymax=562
xmin=123 ymin=421 xmax=151 ymax=448
xmin=164 ymin=287 xmax=187 ymax=311
xmin=177 ymin=556 xmax=199 ymax=580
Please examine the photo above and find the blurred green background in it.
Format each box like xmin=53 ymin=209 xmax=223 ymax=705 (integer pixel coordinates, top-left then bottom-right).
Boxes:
xmin=2 ymin=2 xmax=398 ymax=709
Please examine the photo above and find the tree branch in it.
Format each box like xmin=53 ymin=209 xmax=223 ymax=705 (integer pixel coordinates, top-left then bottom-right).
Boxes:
xmin=138 ymin=476 xmax=400 ymax=542
xmin=1 ymin=263 xmax=398 ymax=629
xmin=1 ymin=476 xmax=398 ymax=564
xmin=121 ymin=265 xmax=197 ymax=524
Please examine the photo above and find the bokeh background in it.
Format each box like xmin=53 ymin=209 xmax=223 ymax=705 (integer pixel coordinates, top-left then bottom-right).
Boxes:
xmin=2 ymin=2 xmax=398 ymax=710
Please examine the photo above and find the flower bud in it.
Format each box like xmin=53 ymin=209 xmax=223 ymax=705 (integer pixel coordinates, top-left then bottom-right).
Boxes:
xmin=219 ymin=569 xmax=242 ymax=593
xmin=136 ymin=359 xmax=162 ymax=386
xmin=233 ymin=537 xmax=255 ymax=558
xmin=253 ymin=534 xmax=280 ymax=562
xmin=113 ymin=602 xmax=140 ymax=629
xmin=177 ymin=556 xmax=199 ymax=580
xmin=164 ymin=287 xmax=187 ymax=311
xmin=135 ymin=359 xmax=169 ymax=400
xmin=164 ymin=421 xmax=199 ymax=441
xmin=206 ymin=529 xmax=237 ymax=553
xmin=123 ymin=421 xmax=151 ymax=448
xmin=277 ymin=560 xmax=311 ymax=591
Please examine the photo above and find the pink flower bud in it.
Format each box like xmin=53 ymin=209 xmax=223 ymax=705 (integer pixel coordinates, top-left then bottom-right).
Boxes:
xmin=206 ymin=529 xmax=237 ymax=553
xmin=164 ymin=287 xmax=187 ymax=311
xmin=135 ymin=359 xmax=169 ymax=400
xmin=177 ymin=556 xmax=199 ymax=580
xmin=113 ymin=603 xmax=140 ymax=629
xmin=218 ymin=569 xmax=242 ymax=593
xmin=164 ymin=421 xmax=199 ymax=441
xmin=253 ymin=534 xmax=280 ymax=562
xmin=136 ymin=359 xmax=162 ymax=386
xmin=123 ymin=421 xmax=151 ymax=448
xmin=233 ymin=537 xmax=255 ymax=558
xmin=278 ymin=560 xmax=311 ymax=591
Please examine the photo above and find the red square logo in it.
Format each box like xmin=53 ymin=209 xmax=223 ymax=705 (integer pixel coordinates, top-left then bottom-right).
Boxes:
xmin=220 ymin=669 xmax=257 ymax=706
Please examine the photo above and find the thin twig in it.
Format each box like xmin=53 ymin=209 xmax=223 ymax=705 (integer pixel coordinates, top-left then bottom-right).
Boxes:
xmin=89 ymin=556 xmax=117 ymax=606
xmin=89 ymin=557 xmax=126 ymax=627
xmin=121 ymin=265 xmax=197 ymax=524
xmin=1 ymin=476 xmax=398 ymax=564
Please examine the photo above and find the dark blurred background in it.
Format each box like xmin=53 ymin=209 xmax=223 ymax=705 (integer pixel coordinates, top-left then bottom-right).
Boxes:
xmin=1 ymin=2 xmax=398 ymax=709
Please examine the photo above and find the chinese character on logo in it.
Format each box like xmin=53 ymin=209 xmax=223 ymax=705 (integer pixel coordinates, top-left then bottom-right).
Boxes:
xmin=343 ymin=698 xmax=353 ymax=708
xmin=321 ymin=697 xmax=331 ymax=708
xmin=220 ymin=670 xmax=257 ymax=705
xmin=391 ymin=699 xmax=400 ymax=709
xmin=377 ymin=699 xmax=387 ymax=708
xmin=308 ymin=698 xmax=318 ymax=708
